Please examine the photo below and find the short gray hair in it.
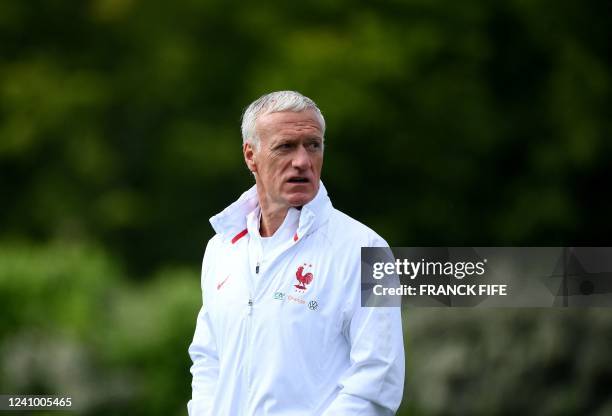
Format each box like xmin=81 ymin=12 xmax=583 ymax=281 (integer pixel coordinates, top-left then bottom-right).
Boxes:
xmin=241 ymin=91 xmax=326 ymax=149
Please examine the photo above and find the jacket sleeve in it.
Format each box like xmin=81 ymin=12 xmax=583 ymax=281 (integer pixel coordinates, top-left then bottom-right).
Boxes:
xmin=187 ymin=239 xmax=219 ymax=416
xmin=321 ymin=240 xmax=405 ymax=416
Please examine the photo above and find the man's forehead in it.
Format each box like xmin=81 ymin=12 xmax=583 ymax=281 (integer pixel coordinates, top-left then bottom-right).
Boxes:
xmin=256 ymin=110 xmax=323 ymax=133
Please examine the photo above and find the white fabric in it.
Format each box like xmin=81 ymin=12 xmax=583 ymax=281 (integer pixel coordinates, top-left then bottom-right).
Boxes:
xmin=188 ymin=182 xmax=405 ymax=416
xmin=247 ymin=206 xmax=301 ymax=285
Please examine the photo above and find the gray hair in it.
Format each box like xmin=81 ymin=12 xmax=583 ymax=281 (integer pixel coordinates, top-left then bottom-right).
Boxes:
xmin=241 ymin=91 xmax=326 ymax=149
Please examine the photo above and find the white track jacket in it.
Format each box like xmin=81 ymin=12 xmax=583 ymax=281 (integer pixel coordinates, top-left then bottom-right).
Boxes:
xmin=188 ymin=182 xmax=405 ymax=415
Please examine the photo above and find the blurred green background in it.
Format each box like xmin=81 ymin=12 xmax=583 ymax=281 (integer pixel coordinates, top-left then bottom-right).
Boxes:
xmin=1 ymin=0 xmax=611 ymax=415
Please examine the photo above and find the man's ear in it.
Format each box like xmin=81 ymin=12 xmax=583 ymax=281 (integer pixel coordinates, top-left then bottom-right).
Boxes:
xmin=243 ymin=142 xmax=257 ymax=172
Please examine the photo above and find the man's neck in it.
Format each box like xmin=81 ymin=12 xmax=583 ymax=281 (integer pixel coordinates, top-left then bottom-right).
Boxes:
xmin=255 ymin=182 xmax=289 ymax=237
xmin=259 ymin=205 xmax=289 ymax=237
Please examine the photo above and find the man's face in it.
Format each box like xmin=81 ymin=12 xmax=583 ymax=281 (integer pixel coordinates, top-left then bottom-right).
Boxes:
xmin=244 ymin=109 xmax=324 ymax=208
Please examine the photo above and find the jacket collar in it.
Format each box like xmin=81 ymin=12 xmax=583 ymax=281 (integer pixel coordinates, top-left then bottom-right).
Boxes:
xmin=210 ymin=181 xmax=332 ymax=244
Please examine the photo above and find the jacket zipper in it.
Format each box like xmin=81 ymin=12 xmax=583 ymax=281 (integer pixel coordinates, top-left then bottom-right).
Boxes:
xmin=244 ymin=239 xmax=295 ymax=413
xmin=244 ymin=259 xmax=258 ymax=414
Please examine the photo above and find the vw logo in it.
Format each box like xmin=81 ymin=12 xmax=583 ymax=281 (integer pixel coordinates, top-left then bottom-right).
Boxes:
xmin=308 ymin=300 xmax=318 ymax=311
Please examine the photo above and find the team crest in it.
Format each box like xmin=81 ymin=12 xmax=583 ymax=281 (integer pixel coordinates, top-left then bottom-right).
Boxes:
xmin=294 ymin=263 xmax=314 ymax=292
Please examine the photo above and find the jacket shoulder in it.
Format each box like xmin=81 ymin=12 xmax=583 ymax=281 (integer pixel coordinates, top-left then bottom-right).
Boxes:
xmin=200 ymin=234 xmax=223 ymax=285
xmin=327 ymin=208 xmax=388 ymax=248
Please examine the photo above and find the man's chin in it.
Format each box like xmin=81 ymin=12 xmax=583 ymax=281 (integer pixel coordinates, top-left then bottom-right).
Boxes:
xmin=286 ymin=192 xmax=316 ymax=207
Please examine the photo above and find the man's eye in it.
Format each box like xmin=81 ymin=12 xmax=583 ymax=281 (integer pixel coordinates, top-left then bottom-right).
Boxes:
xmin=276 ymin=143 xmax=292 ymax=150
xmin=308 ymin=142 xmax=322 ymax=150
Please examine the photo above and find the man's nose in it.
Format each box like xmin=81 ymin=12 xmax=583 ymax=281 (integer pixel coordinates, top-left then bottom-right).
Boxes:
xmin=292 ymin=146 xmax=311 ymax=170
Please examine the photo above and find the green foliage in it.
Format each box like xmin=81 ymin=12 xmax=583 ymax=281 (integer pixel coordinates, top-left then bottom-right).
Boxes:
xmin=402 ymin=309 xmax=612 ymax=416
xmin=0 ymin=243 xmax=200 ymax=415
xmin=1 ymin=0 xmax=610 ymax=272
xmin=0 ymin=242 xmax=117 ymax=337
xmin=1 ymin=0 xmax=611 ymax=414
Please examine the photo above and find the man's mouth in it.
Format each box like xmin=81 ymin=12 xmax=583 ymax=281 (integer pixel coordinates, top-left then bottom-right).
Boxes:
xmin=287 ymin=176 xmax=309 ymax=183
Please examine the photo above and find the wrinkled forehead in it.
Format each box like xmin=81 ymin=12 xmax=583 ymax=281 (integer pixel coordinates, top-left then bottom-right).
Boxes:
xmin=256 ymin=110 xmax=325 ymax=138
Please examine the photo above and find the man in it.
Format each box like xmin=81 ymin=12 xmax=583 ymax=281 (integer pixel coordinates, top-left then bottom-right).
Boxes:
xmin=188 ymin=91 xmax=405 ymax=415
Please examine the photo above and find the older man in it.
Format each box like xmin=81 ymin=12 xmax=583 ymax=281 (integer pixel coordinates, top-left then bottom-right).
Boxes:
xmin=188 ymin=91 xmax=404 ymax=415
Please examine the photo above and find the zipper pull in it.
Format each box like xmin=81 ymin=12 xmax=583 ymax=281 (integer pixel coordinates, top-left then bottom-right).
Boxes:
xmin=248 ymin=299 xmax=253 ymax=315
xmin=255 ymin=262 xmax=260 ymax=274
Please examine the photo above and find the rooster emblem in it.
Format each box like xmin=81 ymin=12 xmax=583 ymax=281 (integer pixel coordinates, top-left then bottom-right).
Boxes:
xmin=295 ymin=263 xmax=314 ymax=292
